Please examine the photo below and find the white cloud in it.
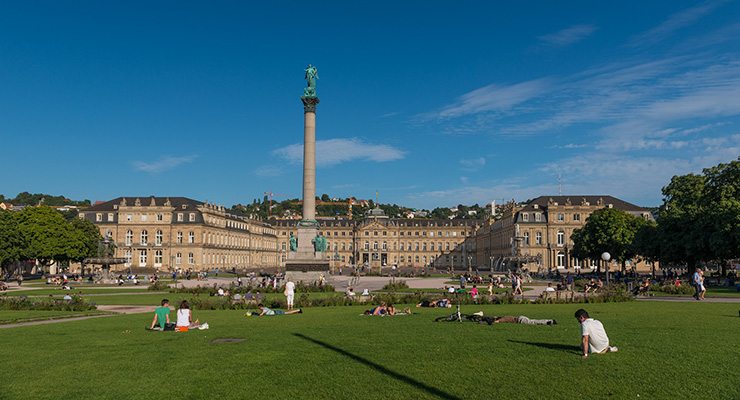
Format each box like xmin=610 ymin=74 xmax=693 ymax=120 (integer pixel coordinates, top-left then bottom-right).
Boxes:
xmin=628 ymin=0 xmax=730 ymax=47
xmin=254 ymin=165 xmax=284 ymax=177
xmin=459 ymin=157 xmax=486 ymax=171
xmin=538 ymin=24 xmax=598 ymax=46
xmin=133 ymin=155 xmax=198 ymax=173
xmin=272 ymin=138 xmax=407 ymax=167
xmin=424 ymin=78 xmax=553 ymax=120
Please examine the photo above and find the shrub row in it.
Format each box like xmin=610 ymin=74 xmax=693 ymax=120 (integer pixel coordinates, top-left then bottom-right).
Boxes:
xmin=0 ymin=295 xmax=97 ymax=311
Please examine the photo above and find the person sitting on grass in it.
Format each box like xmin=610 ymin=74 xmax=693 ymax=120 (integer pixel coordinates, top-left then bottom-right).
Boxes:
xmin=63 ymin=293 xmax=72 ymax=300
xmin=257 ymin=304 xmax=302 ymax=316
xmin=149 ymin=299 xmax=175 ymax=330
xmin=574 ymin=308 xmax=617 ymax=358
xmin=176 ymin=300 xmax=204 ymax=329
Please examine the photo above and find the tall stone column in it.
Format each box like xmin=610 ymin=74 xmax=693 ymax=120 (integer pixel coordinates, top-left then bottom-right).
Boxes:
xmin=301 ymin=96 xmax=319 ymax=222
xmin=285 ymin=66 xmax=329 ymax=281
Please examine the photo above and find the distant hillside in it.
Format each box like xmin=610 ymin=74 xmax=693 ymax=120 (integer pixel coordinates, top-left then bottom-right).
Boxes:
xmin=0 ymin=192 xmax=91 ymax=207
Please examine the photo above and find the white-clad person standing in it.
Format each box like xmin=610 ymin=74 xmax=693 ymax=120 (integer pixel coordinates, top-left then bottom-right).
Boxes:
xmin=285 ymin=278 xmax=296 ymax=310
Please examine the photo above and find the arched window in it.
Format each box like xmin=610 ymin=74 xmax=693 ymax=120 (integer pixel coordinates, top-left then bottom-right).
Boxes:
xmin=140 ymin=230 xmax=148 ymax=245
xmin=557 ymin=230 xmax=565 ymax=246
xmin=556 ymin=251 xmax=565 ymax=268
xmin=154 ymin=250 xmax=163 ymax=265
xmin=155 ymin=230 xmax=163 ymax=246
xmin=139 ymin=249 xmax=147 ymax=265
xmin=125 ymin=230 xmax=133 ymax=246
xmin=125 ymin=250 xmax=131 ymax=265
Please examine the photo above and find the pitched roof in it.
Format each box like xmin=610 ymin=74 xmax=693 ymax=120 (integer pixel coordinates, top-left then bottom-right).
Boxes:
xmin=83 ymin=197 xmax=203 ymax=212
xmin=519 ymin=195 xmax=648 ymax=212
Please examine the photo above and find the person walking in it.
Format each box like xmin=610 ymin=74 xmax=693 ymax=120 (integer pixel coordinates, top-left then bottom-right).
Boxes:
xmin=692 ymin=268 xmax=703 ymax=300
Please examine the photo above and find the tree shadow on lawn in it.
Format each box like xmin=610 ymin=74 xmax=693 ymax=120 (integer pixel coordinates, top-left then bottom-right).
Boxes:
xmin=293 ymin=333 xmax=461 ymax=400
xmin=508 ymin=340 xmax=580 ymax=354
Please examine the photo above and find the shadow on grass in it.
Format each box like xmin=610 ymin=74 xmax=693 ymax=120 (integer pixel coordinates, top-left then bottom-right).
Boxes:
xmin=294 ymin=333 xmax=461 ymax=400
xmin=508 ymin=340 xmax=580 ymax=354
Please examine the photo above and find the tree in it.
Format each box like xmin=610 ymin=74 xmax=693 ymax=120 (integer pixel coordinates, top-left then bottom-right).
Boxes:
xmin=0 ymin=210 xmax=23 ymax=274
xmin=656 ymin=173 xmax=711 ymax=268
xmin=321 ymin=193 xmax=330 ymax=202
xmin=67 ymin=217 xmax=102 ymax=263
xmin=17 ymin=206 xmax=71 ymax=268
xmin=571 ymin=208 xmax=647 ymax=273
xmin=702 ymin=158 xmax=740 ymax=272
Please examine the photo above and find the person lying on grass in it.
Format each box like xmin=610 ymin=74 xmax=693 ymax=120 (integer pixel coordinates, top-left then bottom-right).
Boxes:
xmin=487 ymin=315 xmax=557 ymax=325
xmin=416 ymin=298 xmax=452 ymax=308
xmin=257 ymin=304 xmax=302 ymax=316
xmin=149 ymin=299 xmax=175 ymax=330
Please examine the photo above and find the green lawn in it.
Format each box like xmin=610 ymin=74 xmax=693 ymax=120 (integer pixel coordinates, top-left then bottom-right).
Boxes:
xmin=0 ymin=310 xmax=108 ymax=323
xmin=1 ymin=301 xmax=739 ymax=399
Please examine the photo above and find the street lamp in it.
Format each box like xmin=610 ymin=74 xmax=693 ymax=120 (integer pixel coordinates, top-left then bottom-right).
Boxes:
xmin=601 ymin=252 xmax=611 ymax=287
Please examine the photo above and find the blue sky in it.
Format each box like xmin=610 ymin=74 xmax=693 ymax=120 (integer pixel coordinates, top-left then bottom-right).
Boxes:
xmin=2 ymin=1 xmax=739 ymax=210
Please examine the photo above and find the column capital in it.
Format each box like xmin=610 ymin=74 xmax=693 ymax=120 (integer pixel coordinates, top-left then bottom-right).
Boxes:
xmin=301 ymin=95 xmax=320 ymax=113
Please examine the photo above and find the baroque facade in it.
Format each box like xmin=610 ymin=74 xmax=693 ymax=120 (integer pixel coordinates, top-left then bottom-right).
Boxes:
xmin=474 ymin=195 xmax=656 ymax=273
xmin=81 ymin=197 xmax=279 ymax=272
xmin=269 ymin=210 xmax=481 ymax=273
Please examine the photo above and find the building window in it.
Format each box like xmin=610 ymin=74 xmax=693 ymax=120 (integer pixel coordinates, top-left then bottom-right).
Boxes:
xmin=535 ymin=213 xmax=541 ymax=222
xmin=523 ymin=232 xmax=529 ymax=245
xmin=177 ymin=232 xmax=183 ymax=244
xmin=177 ymin=213 xmax=183 ymax=222
xmin=557 ymin=230 xmax=565 ymax=246
xmin=125 ymin=230 xmax=133 ymax=246
xmin=157 ymin=214 xmax=163 ymax=221
xmin=415 ymin=256 xmax=420 ymax=263
xmin=365 ymin=231 xmax=369 ymax=236
xmin=96 ymin=213 xmax=102 ymax=222
xmin=364 ymin=241 xmax=369 ymax=250
xmin=535 ymin=232 xmax=542 ymax=245
xmin=155 ymin=230 xmax=163 ymax=246
xmin=154 ymin=250 xmax=163 ymax=265
xmin=522 ymin=213 xmax=528 ymax=222
xmin=556 ymin=251 xmax=565 ymax=268
xmin=176 ymin=253 xmax=182 ymax=264
xmin=557 ymin=214 xmax=564 ymax=222
xmin=127 ymin=214 xmax=133 ymax=221
xmin=189 ymin=213 xmax=195 ymax=222
xmin=188 ymin=253 xmax=194 ymax=265
xmin=423 ymin=242 xmax=427 ymax=251
xmin=373 ymin=241 xmax=378 ymax=250
xmin=188 ymin=232 xmax=194 ymax=244
xmin=125 ymin=250 xmax=131 ymax=265
xmin=574 ymin=214 xmax=581 ymax=222
xmin=107 ymin=213 xmax=114 ymax=222
xmin=139 ymin=249 xmax=147 ymax=266
xmin=382 ymin=241 xmax=387 ymax=250
xmin=446 ymin=242 xmax=450 ymax=251
xmin=430 ymin=242 xmax=435 ymax=251
xmin=342 ymin=242 xmax=346 ymax=250
xmin=141 ymin=214 xmax=148 ymax=222
xmin=140 ymin=230 xmax=148 ymax=245
xmin=415 ymin=243 xmax=420 ymax=251
xmin=573 ymin=258 xmax=581 ymax=268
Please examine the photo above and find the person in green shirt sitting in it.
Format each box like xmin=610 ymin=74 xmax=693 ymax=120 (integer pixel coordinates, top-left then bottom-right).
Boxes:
xmin=149 ymin=299 xmax=174 ymax=330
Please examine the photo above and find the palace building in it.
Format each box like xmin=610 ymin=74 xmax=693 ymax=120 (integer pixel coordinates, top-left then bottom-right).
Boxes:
xmin=268 ymin=207 xmax=482 ymax=273
xmin=473 ymin=195 xmax=656 ymax=273
xmin=80 ymin=197 xmax=279 ymax=273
